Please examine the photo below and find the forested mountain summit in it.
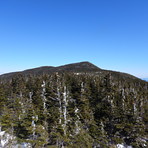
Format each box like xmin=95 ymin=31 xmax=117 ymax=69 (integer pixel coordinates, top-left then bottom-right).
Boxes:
xmin=0 ymin=62 xmax=99 ymax=80
xmin=0 ymin=62 xmax=144 ymax=82
xmin=0 ymin=62 xmax=148 ymax=147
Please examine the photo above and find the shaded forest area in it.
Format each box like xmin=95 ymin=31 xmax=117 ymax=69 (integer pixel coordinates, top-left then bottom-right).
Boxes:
xmin=0 ymin=72 xmax=147 ymax=147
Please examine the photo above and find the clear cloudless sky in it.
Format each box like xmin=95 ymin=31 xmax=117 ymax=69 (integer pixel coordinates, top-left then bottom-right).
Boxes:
xmin=0 ymin=0 xmax=148 ymax=78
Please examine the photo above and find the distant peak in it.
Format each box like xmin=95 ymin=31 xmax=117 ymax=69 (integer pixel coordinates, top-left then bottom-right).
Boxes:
xmin=73 ymin=61 xmax=101 ymax=69
xmin=0 ymin=61 xmax=101 ymax=80
xmin=66 ymin=61 xmax=99 ymax=67
xmin=77 ymin=61 xmax=96 ymax=65
xmin=77 ymin=61 xmax=91 ymax=64
xmin=55 ymin=61 xmax=101 ymax=73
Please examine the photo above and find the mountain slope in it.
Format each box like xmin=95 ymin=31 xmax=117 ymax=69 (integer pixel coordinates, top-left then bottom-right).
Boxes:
xmin=0 ymin=62 xmax=147 ymax=147
xmin=0 ymin=62 xmax=101 ymax=80
xmin=0 ymin=62 xmax=144 ymax=83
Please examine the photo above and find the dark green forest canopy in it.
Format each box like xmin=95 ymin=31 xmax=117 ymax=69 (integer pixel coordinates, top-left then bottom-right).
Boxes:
xmin=0 ymin=71 xmax=147 ymax=147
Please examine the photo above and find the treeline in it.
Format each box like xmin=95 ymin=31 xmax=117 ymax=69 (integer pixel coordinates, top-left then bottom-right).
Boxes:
xmin=0 ymin=72 xmax=147 ymax=147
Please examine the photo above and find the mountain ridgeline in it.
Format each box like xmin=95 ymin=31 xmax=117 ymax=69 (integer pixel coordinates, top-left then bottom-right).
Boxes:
xmin=0 ymin=62 xmax=147 ymax=148
xmin=0 ymin=62 xmax=100 ymax=80
xmin=0 ymin=62 xmax=139 ymax=81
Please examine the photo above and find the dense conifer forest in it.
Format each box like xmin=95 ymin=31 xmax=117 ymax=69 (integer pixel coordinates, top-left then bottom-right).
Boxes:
xmin=0 ymin=62 xmax=147 ymax=147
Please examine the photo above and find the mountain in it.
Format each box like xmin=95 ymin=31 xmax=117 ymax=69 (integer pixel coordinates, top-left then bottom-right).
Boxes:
xmin=0 ymin=62 xmax=147 ymax=147
xmin=0 ymin=62 xmax=100 ymax=80
xmin=0 ymin=62 xmax=142 ymax=82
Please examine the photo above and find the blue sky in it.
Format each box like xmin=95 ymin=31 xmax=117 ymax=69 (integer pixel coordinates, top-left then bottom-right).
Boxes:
xmin=0 ymin=0 xmax=148 ymax=78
